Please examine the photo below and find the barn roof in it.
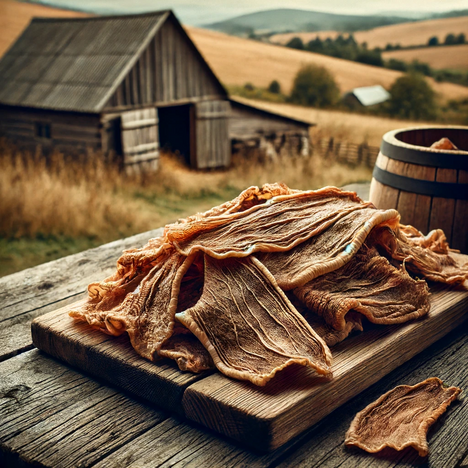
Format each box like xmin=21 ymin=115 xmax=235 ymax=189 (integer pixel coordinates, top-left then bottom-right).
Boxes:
xmin=349 ymin=85 xmax=391 ymax=107
xmin=0 ymin=11 xmax=225 ymax=113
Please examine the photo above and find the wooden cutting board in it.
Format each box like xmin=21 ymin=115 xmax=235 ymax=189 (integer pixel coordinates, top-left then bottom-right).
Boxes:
xmin=32 ymin=281 xmax=468 ymax=451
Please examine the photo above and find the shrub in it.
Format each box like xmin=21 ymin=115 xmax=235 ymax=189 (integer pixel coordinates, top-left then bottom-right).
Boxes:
xmin=244 ymin=82 xmax=255 ymax=91
xmin=267 ymin=80 xmax=281 ymax=94
xmin=289 ymin=64 xmax=340 ymax=108
xmin=457 ymin=33 xmax=466 ymax=44
xmin=386 ymin=58 xmax=408 ymax=71
xmin=386 ymin=73 xmax=437 ymax=120
xmin=444 ymin=33 xmax=457 ymax=45
xmin=355 ymin=50 xmax=384 ymax=67
xmin=286 ymin=37 xmax=304 ymax=50
xmin=428 ymin=36 xmax=439 ymax=46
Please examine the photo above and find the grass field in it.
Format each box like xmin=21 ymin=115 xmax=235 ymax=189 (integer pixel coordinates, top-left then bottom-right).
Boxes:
xmin=0 ymin=140 xmax=372 ymax=277
xmin=187 ymin=27 xmax=468 ymax=102
xmin=270 ymin=15 xmax=468 ymax=49
xmin=0 ymin=0 xmax=88 ymax=56
xmin=383 ymin=44 xmax=468 ymax=71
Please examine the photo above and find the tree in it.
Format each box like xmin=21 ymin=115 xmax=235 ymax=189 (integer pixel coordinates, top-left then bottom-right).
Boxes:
xmin=286 ymin=37 xmax=304 ymax=50
xmin=355 ymin=50 xmax=384 ymax=67
xmin=457 ymin=33 xmax=466 ymax=44
xmin=386 ymin=73 xmax=437 ymax=120
xmin=386 ymin=58 xmax=408 ymax=72
xmin=244 ymin=82 xmax=255 ymax=91
xmin=428 ymin=36 xmax=439 ymax=46
xmin=289 ymin=64 xmax=340 ymax=108
xmin=445 ymin=33 xmax=457 ymax=45
xmin=268 ymin=80 xmax=281 ymax=94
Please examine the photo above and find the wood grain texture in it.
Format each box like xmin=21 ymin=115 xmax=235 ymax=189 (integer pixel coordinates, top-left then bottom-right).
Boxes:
xmin=275 ymin=324 xmax=468 ymax=468
xmin=0 ymin=350 xmax=167 ymax=468
xmin=183 ymin=280 xmax=468 ymax=451
xmin=0 ymin=228 xmax=163 ymax=362
xmin=31 ymin=303 xmax=211 ymax=413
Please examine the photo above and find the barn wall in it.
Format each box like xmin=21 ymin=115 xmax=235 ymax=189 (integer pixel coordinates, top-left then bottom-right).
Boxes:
xmin=105 ymin=18 xmax=226 ymax=110
xmin=0 ymin=106 xmax=102 ymax=152
xmin=229 ymin=103 xmax=310 ymax=139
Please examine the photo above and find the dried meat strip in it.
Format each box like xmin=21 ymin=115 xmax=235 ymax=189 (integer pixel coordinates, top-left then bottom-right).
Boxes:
xmin=168 ymin=187 xmax=396 ymax=262
xmin=259 ymin=206 xmax=399 ymax=290
xmin=175 ymin=255 xmax=332 ymax=386
xmin=294 ymin=244 xmax=430 ymax=331
xmin=372 ymin=225 xmax=468 ymax=285
xmin=306 ymin=312 xmax=364 ymax=347
xmin=159 ymin=330 xmax=214 ymax=373
xmin=345 ymin=377 xmax=461 ymax=456
xmin=72 ymin=250 xmax=194 ymax=361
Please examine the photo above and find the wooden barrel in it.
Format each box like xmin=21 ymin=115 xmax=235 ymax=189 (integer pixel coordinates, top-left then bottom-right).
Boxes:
xmin=369 ymin=126 xmax=468 ymax=253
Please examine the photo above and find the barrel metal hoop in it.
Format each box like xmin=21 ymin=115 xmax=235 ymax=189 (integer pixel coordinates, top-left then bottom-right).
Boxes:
xmin=373 ymin=166 xmax=468 ymax=200
xmin=380 ymin=139 xmax=468 ymax=170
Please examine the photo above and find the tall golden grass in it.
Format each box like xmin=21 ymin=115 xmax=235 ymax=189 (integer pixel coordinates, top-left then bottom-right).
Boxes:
xmin=0 ymin=138 xmax=372 ymax=241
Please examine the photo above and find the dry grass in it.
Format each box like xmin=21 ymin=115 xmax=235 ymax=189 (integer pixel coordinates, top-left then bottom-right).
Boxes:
xmin=270 ymin=16 xmax=468 ymax=49
xmin=187 ymin=26 xmax=468 ymax=102
xmin=383 ymin=44 xmax=468 ymax=71
xmin=0 ymin=139 xmax=372 ymax=243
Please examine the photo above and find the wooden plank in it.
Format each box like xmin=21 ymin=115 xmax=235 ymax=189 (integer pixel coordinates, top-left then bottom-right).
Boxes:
xmin=2 ymin=319 xmax=467 ymax=467
xmin=274 ymin=325 xmax=468 ymax=468
xmin=182 ymin=281 xmax=468 ymax=451
xmin=0 ymin=350 xmax=167 ymax=468
xmin=0 ymin=229 xmax=163 ymax=362
xmin=31 ymin=303 xmax=210 ymax=413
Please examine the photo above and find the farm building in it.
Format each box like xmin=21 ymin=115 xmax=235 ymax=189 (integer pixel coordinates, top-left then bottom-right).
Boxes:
xmin=342 ymin=85 xmax=391 ymax=109
xmin=0 ymin=11 xmax=312 ymax=171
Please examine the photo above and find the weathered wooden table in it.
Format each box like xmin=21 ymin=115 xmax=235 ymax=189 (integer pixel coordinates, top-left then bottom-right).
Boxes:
xmin=1 ymin=185 xmax=468 ymax=467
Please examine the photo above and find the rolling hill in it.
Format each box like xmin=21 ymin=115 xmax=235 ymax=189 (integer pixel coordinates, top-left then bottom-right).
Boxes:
xmin=270 ymin=15 xmax=468 ymax=49
xmin=0 ymin=0 xmax=89 ymax=56
xmin=203 ymin=8 xmax=410 ymax=35
xmin=383 ymin=44 xmax=468 ymax=70
xmin=1 ymin=0 xmax=468 ymax=105
xmin=186 ymin=27 xmax=468 ymax=101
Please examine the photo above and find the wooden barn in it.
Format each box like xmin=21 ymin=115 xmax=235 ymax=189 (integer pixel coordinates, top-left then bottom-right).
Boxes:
xmin=0 ymin=11 xmax=312 ymax=171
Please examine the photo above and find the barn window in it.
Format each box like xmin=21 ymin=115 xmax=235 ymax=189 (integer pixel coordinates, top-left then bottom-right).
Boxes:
xmin=35 ymin=122 xmax=51 ymax=139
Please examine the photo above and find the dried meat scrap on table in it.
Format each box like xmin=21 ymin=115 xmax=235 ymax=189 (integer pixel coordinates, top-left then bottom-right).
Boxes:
xmin=345 ymin=377 xmax=462 ymax=456
xmin=69 ymin=183 xmax=468 ymax=386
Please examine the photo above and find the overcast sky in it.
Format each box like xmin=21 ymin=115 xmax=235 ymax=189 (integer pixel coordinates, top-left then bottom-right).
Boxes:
xmin=32 ymin=0 xmax=468 ymax=24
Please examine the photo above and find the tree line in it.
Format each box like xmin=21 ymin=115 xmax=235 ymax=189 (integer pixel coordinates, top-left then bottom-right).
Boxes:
xmin=285 ymin=34 xmax=468 ymax=87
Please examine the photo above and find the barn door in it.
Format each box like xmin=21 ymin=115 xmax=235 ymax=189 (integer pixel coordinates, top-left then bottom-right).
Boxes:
xmin=121 ymin=108 xmax=159 ymax=172
xmin=193 ymin=100 xmax=230 ymax=169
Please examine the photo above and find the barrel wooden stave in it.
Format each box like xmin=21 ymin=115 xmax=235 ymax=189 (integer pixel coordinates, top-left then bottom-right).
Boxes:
xmin=370 ymin=142 xmax=468 ymax=253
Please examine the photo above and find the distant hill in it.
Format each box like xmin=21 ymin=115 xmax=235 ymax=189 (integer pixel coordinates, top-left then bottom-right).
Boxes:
xmin=203 ymin=8 xmax=412 ymax=35
xmin=271 ymin=15 xmax=468 ymax=50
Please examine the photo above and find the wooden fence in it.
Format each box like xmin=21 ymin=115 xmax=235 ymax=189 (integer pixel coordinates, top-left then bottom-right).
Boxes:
xmin=313 ymin=137 xmax=380 ymax=168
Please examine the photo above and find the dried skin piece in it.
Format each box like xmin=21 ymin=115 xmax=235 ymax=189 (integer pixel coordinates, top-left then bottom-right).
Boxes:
xmin=168 ymin=183 xmax=297 ymax=227
xmin=176 ymin=255 xmax=332 ymax=386
xmin=159 ymin=330 xmax=215 ymax=373
xmin=430 ymin=137 xmax=458 ymax=150
xmin=345 ymin=377 xmax=462 ymax=456
xmin=259 ymin=207 xmax=399 ymax=290
xmin=379 ymin=227 xmax=468 ymax=285
xmin=69 ymin=245 xmax=173 ymax=336
xmin=306 ymin=312 xmax=364 ymax=347
xmin=294 ymin=244 xmax=430 ymax=331
xmin=168 ymin=187 xmax=396 ymax=262
xmin=72 ymin=250 xmax=194 ymax=361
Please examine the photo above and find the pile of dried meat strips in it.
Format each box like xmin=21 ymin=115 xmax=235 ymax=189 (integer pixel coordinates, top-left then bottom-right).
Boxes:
xmin=70 ymin=184 xmax=468 ymax=386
